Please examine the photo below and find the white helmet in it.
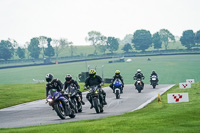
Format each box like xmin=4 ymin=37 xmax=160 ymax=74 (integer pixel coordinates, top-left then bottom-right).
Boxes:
xmin=137 ymin=69 xmax=141 ymax=72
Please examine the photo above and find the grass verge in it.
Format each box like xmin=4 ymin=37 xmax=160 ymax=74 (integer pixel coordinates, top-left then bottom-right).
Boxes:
xmin=0 ymin=83 xmax=109 ymax=109
xmin=0 ymin=82 xmax=200 ymax=132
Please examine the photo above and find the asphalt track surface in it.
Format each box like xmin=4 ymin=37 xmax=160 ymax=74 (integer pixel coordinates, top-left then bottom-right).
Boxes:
xmin=0 ymin=84 xmax=174 ymax=128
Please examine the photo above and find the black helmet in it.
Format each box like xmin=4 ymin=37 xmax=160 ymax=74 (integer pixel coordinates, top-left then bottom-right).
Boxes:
xmin=65 ymin=74 xmax=72 ymax=81
xmin=46 ymin=73 xmax=53 ymax=82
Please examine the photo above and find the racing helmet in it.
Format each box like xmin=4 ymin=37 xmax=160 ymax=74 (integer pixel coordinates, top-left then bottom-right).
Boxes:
xmin=89 ymin=69 xmax=96 ymax=77
xmin=137 ymin=69 xmax=141 ymax=73
xmin=65 ymin=74 xmax=72 ymax=81
xmin=46 ymin=73 xmax=53 ymax=82
xmin=115 ymin=70 xmax=120 ymax=77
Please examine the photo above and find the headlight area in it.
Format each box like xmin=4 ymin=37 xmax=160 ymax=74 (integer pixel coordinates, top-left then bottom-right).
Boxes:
xmin=47 ymin=98 xmax=53 ymax=102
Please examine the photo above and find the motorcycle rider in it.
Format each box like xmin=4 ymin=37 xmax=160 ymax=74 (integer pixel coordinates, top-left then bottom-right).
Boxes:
xmin=84 ymin=69 xmax=107 ymax=109
xmin=150 ymin=70 xmax=159 ymax=85
xmin=45 ymin=73 xmax=63 ymax=97
xmin=109 ymin=70 xmax=124 ymax=93
xmin=133 ymin=69 xmax=145 ymax=88
xmin=63 ymin=74 xmax=85 ymax=105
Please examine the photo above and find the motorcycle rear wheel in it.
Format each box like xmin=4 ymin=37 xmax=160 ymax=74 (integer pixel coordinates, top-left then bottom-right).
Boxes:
xmin=153 ymin=84 xmax=156 ymax=89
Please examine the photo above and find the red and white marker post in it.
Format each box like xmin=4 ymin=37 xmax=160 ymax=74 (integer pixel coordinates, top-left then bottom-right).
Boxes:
xmin=167 ymin=93 xmax=189 ymax=103
xmin=179 ymin=82 xmax=191 ymax=89
xmin=186 ymin=79 xmax=195 ymax=84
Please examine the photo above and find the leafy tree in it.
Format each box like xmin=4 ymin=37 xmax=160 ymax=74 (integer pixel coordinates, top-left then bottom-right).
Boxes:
xmin=69 ymin=44 xmax=76 ymax=57
xmin=122 ymin=43 xmax=132 ymax=53
xmin=28 ymin=37 xmax=41 ymax=59
xmin=159 ymin=29 xmax=175 ymax=50
xmin=132 ymin=29 xmax=152 ymax=51
xmin=195 ymin=30 xmax=200 ymax=45
xmin=52 ymin=38 xmax=72 ymax=59
xmin=152 ymin=32 xmax=162 ymax=49
xmin=44 ymin=38 xmax=55 ymax=58
xmin=180 ymin=30 xmax=195 ymax=49
xmin=107 ymin=37 xmax=119 ymax=53
xmin=121 ymin=34 xmax=133 ymax=44
xmin=97 ymin=36 xmax=107 ymax=54
xmin=0 ymin=40 xmax=14 ymax=60
xmin=86 ymin=31 xmax=102 ymax=54
xmin=16 ymin=47 xmax=25 ymax=59
xmin=97 ymin=45 xmax=107 ymax=54
xmin=38 ymin=36 xmax=48 ymax=58
xmin=24 ymin=42 xmax=30 ymax=59
xmin=59 ymin=38 xmax=72 ymax=48
xmin=8 ymin=38 xmax=18 ymax=59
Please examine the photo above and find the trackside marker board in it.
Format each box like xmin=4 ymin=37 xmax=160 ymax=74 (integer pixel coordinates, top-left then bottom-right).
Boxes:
xmin=186 ymin=79 xmax=195 ymax=84
xmin=167 ymin=93 xmax=189 ymax=103
xmin=179 ymin=82 xmax=191 ymax=88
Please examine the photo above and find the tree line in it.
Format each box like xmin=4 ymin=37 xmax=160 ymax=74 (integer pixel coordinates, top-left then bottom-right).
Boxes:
xmin=87 ymin=29 xmax=200 ymax=54
xmin=0 ymin=29 xmax=200 ymax=61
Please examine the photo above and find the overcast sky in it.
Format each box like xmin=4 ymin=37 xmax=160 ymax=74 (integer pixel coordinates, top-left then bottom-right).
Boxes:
xmin=0 ymin=0 xmax=200 ymax=46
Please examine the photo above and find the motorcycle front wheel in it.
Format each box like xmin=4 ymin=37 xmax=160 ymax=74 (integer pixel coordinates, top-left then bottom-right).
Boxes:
xmin=116 ymin=90 xmax=120 ymax=99
xmin=93 ymin=97 xmax=100 ymax=113
xmin=54 ymin=100 xmax=66 ymax=119
xmin=69 ymin=109 xmax=76 ymax=118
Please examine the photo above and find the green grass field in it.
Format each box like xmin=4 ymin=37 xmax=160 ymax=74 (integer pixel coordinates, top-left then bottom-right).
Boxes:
xmin=0 ymin=54 xmax=200 ymax=132
xmin=0 ymin=82 xmax=199 ymax=133
xmin=0 ymin=54 xmax=200 ymax=85
xmin=0 ymin=83 xmax=109 ymax=109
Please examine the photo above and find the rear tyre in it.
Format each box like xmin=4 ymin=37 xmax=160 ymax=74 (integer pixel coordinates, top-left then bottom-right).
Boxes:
xmin=153 ymin=84 xmax=156 ymax=89
xmin=138 ymin=87 xmax=142 ymax=93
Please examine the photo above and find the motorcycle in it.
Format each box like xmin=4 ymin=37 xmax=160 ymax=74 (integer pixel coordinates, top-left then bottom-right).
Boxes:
xmin=134 ymin=77 xmax=144 ymax=93
xmin=113 ymin=78 xmax=123 ymax=99
xmin=150 ymin=75 xmax=158 ymax=89
xmin=46 ymin=89 xmax=75 ymax=119
xmin=65 ymin=84 xmax=82 ymax=113
xmin=88 ymin=85 xmax=104 ymax=113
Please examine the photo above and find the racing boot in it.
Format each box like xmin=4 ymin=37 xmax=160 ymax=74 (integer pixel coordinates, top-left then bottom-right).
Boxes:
xmin=88 ymin=99 xmax=93 ymax=109
xmin=80 ymin=95 xmax=85 ymax=105
xmin=81 ymin=100 xmax=85 ymax=105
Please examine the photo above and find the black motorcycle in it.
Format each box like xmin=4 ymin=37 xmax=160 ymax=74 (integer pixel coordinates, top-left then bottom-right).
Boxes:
xmin=46 ymin=89 xmax=75 ymax=119
xmin=88 ymin=85 xmax=104 ymax=113
xmin=65 ymin=84 xmax=82 ymax=113
xmin=134 ymin=77 xmax=144 ymax=93
xmin=150 ymin=75 xmax=158 ymax=89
